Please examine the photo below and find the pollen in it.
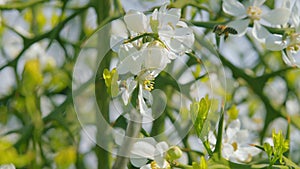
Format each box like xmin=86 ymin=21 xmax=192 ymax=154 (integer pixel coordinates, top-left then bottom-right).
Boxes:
xmin=143 ymin=79 xmax=155 ymax=91
xmin=232 ymin=142 xmax=238 ymax=151
xmin=247 ymin=6 xmax=262 ymax=20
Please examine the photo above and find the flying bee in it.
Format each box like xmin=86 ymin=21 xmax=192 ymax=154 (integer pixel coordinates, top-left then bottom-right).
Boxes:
xmin=213 ymin=25 xmax=238 ymax=40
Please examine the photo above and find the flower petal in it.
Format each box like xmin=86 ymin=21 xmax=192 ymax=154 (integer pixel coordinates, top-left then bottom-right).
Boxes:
xmin=234 ymin=148 xmax=250 ymax=162
xmin=252 ymin=21 xmax=270 ymax=41
xmin=227 ymin=19 xmax=250 ymax=36
xmin=158 ymin=3 xmax=181 ymax=28
xmin=253 ymin=0 xmax=266 ymax=7
xmin=265 ymin=34 xmax=287 ymax=51
xmin=138 ymin=85 xmax=153 ymax=122
xmin=131 ymin=141 xmax=156 ymax=158
xmin=118 ymin=43 xmax=138 ymax=61
xmin=261 ymin=8 xmax=291 ymax=25
xmin=124 ymin=10 xmax=148 ymax=33
xmin=222 ymin=143 xmax=234 ymax=160
xmin=130 ymin=154 xmax=149 ymax=167
xmin=117 ymin=53 xmax=143 ymax=75
xmin=283 ymin=49 xmax=300 ymax=67
xmin=110 ymin=20 xmax=128 ymax=52
xmin=140 ymin=164 xmax=152 ymax=169
xmin=112 ymin=128 xmax=125 ymax=146
xmin=143 ymin=47 xmax=170 ymax=70
xmin=222 ymin=0 xmax=246 ymax=17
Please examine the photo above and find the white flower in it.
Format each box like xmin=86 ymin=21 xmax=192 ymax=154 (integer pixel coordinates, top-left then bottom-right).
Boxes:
xmin=116 ymin=43 xmax=174 ymax=118
xmin=265 ymin=1 xmax=300 ymax=67
xmin=110 ymin=4 xmax=194 ymax=121
xmin=124 ymin=10 xmax=149 ymax=33
xmin=222 ymin=0 xmax=290 ymax=41
xmin=130 ymin=138 xmax=170 ymax=168
xmin=209 ymin=119 xmax=261 ymax=163
xmin=119 ymin=77 xmax=137 ymax=105
xmin=112 ymin=3 xmax=194 ymax=56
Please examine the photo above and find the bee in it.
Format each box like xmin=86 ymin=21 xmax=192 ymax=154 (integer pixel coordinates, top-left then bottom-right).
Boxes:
xmin=213 ymin=25 xmax=238 ymax=40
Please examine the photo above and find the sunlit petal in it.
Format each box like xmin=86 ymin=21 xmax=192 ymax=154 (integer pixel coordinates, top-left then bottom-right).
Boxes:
xmin=261 ymin=8 xmax=291 ymax=25
xmin=222 ymin=0 xmax=246 ymax=17
xmin=265 ymin=34 xmax=287 ymax=51
xmin=252 ymin=21 xmax=270 ymax=41
xmin=124 ymin=10 xmax=148 ymax=33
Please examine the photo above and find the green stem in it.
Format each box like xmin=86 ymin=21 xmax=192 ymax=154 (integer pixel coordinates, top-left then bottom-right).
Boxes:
xmin=123 ymin=32 xmax=159 ymax=44
xmin=172 ymin=162 xmax=193 ymax=169
xmin=214 ymin=108 xmax=224 ymax=158
xmin=0 ymin=0 xmax=47 ymax=10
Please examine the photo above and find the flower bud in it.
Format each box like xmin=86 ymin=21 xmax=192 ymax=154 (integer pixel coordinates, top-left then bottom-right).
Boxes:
xmin=166 ymin=146 xmax=182 ymax=160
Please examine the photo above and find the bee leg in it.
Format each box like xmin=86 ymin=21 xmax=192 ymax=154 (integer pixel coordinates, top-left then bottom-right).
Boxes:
xmin=224 ymin=32 xmax=229 ymax=40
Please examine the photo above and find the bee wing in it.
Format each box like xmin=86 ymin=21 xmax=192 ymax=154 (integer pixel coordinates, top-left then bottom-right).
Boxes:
xmin=224 ymin=27 xmax=238 ymax=34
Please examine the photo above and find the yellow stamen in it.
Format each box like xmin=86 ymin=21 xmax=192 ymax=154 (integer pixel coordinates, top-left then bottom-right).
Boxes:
xmin=247 ymin=6 xmax=262 ymax=20
xmin=232 ymin=142 xmax=238 ymax=151
xmin=143 ymin=80 xmax=155 ymax=91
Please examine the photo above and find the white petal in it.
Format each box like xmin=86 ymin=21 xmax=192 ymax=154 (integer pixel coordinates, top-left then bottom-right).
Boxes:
xmin=122 ymin=89 xmax=130 ymax=105
xmin=143 ymin=47 xmax=170 ymax=70
xmin=222 ymin=0 xmax=246 ymax=17
xmin=117 ymin=54 xmax=142 ymax=75
xmin=265 ymin=34 xmax=287 ymax=51
xmin=130 ymin=154 xmax=149 ymax=167
xmin=261 ymin=8 xmax=291 ymax=25
xmin=140 ymin=164 xmax=152 ymax=169
xmin=113 ymin=128 xmax=126 ymax=146
xmin=142 ymin=89 xmax=153 ymax=105
xmin=156 ymin=142 xmax=169 ymax=153
xmin=252 ymin=21 xmax=270 ymax=41
xmin=138 ymin=85 xmax=153 ymax=121
xmin=158 ymin=9 xmax=181 ymax=28
xmin=110 ymin=20 xmax=128 ymax=51
xmin=131 ymin=141 xmax=156 ymax=158
xmin=124 ymin=10 xmax=148 ymax=33
xmin=176 ymin=21 xmax=188 ymax=28
xmin=234 ymin=149 xmax=250 ymax=162
xmin=242 ymin=146 xmax=261 ymax=156
xmin=154 ymin=142 xmax=168 ymax=168
xmin=291 ymin=3 xmax=300 ymax=30
xmin=222 ymin=143 xmax=234 ymax=160
xmin=235 ymin=130 xmax=250 ymax=144
xmin=253 ymin=0 xmax=266 ymax=7
xmin=284 ymin=50 xmax=300 ymax=67
xmin=227 ymin=19 xmax=250 ymax=36
xmin=208 ymin=131 xmax=217 ymax=145
xmin=118 ymin=43 xmax=137 ymax=61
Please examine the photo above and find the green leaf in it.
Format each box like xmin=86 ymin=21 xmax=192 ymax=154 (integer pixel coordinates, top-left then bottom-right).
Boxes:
xmin=190 ymin=97 xmax=209 ymax=138
xmin=103 ymin=68 xmax=119 ymax=97
xmin=282 ymin=156 xmax=300 ymax=169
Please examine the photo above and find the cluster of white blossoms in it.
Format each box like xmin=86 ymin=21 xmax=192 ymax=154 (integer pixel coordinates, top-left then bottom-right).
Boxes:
xmin=110 ymin=3 xmax=194 ymax=120
xmin=265 ymin=1 xmax=300 ymax=67
xmin=130 ymin=138 xmax=170 ymax=169
xmin=223 ymin=0 xmax=290 ymax=41
xmin=209 ymin=119 xmax=261 ymax=163
xmin=223 ymin=0 xmax=300 ymax=67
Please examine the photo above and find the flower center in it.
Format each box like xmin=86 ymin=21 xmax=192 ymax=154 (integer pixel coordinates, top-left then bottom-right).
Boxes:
xmin=231 ymin=142 xmax=238 ymax=151
xmin=151 ymin=161 xmax=158 ymax=169
xmin=143 ymin=79 xmax=155 ymax=91
xmin=287 ymin=33 xmax=300 ymax=52
xmin=247 ymin=6 xmax=262 ymax=20
xmin=150 ymin=161 xmax=170 ymax=169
